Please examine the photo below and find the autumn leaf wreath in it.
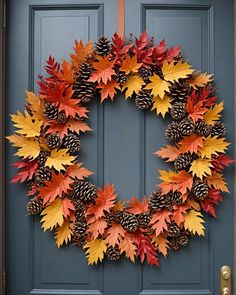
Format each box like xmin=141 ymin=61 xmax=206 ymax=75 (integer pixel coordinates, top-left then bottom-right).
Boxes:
xmin=7 ymin=33 xmax=234 ymax=267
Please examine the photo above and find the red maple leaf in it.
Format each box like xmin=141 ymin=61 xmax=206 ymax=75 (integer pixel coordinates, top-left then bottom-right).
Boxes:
xmin=11 ymin=159 xmax=38 ymax=183
xmin=211 ymin=154 xmax=234 ymax=172
xmin=111 ymin=33 xmax=133 ymax=60
xmin=150 ymin=210 xmax=172 ymax=236
xmin=172 ymin=204 xmax=189 ymax=226
xmin=200 ymin=189 xmax=222 ymax=217
xmin=44 ymin=55 xmax=60 ymax=78
xmin=86 ymin=183 xmax=117 ymax=219
xmin=178 ymin=134 xmax=203 ymax=154
xmin=166 ymin=46 xmax=181 ymax=62
xmin=62 ymin=198 xmax=75 ymax=218
xmin=133 ymin=230 xmax=159 ymax=266
xmin=186 ymin=94 xmax=208 ymax=123
xmin=127 ymin=196 xmax=149 ymax=214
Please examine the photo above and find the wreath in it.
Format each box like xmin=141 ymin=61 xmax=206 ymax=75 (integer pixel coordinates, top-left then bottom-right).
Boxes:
xmin=7 ymin=33 xmax=234 ymax=267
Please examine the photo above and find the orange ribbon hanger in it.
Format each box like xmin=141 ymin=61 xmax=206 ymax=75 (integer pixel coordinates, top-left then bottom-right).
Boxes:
xmin=117 ymin=0 xmax=125 ymax=37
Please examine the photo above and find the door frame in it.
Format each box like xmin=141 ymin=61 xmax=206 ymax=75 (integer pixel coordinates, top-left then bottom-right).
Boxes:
xmin=0 ymin=1 xmax=235 ymax=295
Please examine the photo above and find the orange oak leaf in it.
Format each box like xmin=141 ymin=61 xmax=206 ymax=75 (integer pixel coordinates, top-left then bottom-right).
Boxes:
xmin=150 ymin=210 xmax=172 ymax=236
xmin=57 ymin=59 xmax=74 ymax=83
xmin=152 ymin=234 xmax=170 ymax=257
xmin=46 ymin=119 xmax=92 ymax=139
xmin=62 ymin=198 xmax=75 ymax=218
xmin=127 ymin=196 xmax=149 ymax=214
xmin=155 ymin=145 xmax=179 ymax=162
xmin=66 ymin=163 xmax=93 ymax=180
xmin=178 ymin=134 xmax=204 ymax=154
xmin=206 ymin=171 xmax=229 ymax=192
xmin=105 ymin=222 xmax=126 ymax=247
xmin=87 ymin=217 xmax=108 ymax=239
xmin=172 ymin=204 xmax=189 ymax=226
xmin=111 ymin=201 xmax=125 ymax=212
xmin=89 ymin=57 xmax=116 ymax=84
xmin=186 ymin=96 xmax=208 ymax=123
xmin=120 ymin=54 xmax=142 ymax=74
xmin=70 ymin=39 xmax=93 ymax=69
xmin=96 ymin=80 xmax=121 ymax=102
xmin=159 ymin=170 xmax=193 ymax=195
xmin=38 ymin=171 xmax=73 ymax=205
xmin=119 ymin=233 xmax=137 ymax=262
xmin=86 ymin=183 xmax=117 ymax=219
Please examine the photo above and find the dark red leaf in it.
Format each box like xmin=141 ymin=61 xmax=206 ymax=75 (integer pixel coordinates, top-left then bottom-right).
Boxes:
xmin=11 ymin=160 xmax=38 ymax=183
xmin=212 ymin=154 xmax=234 ymax=172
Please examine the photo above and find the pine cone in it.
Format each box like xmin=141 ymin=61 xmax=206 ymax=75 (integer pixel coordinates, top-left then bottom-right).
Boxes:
xmin=95 ymin=36 xmax=111 ymax=56
xmin=35 ymin=167 xmax=51 ymax=185
xmin=63 ymin=133 xmax=80 ymax=154
xmin=166 ymin=191 xmax=183 ymax=206
xmin=169 ymin=238 xmax=180 ymax=251
xmin=177 ymin=234 xmax=189 ymax=246
xmin=105 ymin=212 xmax=115 ymax=226
xmin=46 ymin=133 xmax=61 ymax=149
xmin=168 ymin=222 xmax=181 ymax=237
xmin=195 ymin=120 xmax=211 ymax=137
xmin=174 ymin=153 xmax=192 ymax=171
xmin=139 ymin=67 xmax=152 ymax=83
xmin=115 ymin=70 xmax=128 ymax=86
xmin=73 ymin=79 xmax=95 ymax=103
xmin=169 ymin=80 xmax=190 ymax=102
xmin=37 ymin=151 xmax=50 ymax=167
xmin=27 ymin=198 xmax=44 ymax=215
xmin=72 ymin=199 xmax=85 ymax=220
xmin=57 ymin=112 xmax=67 ymax=124
xmin=165 ymin=122 xmax=182 ymax=142
xmin=120 ymin=212 xmax=138 ymax=232
xmin=191 ymin=179 xmax=209 ymax=200
xmin=170 ymin=102 xmax=186 ymax=121
xmin=138 ymin=212 xmax=152 ymax=228
xmin=106 ymin=246 xmax=121 ymax=261
xmin=148 ymin=190 xmax=172 ymax=212
xmin=134 ymin=89 xmax=153 ymax=110
xmin=113 ymin=211 xmax=124 ymax=223
xmin=71 ymin=181 xmax=97 ymax=203
xmin=73 ymin=220 xmax=87 ymax=238
xmin=211 ymin=121 xmax=227 ymax=138
xmin=79 ymin=62 xmax=93 ymax=80
xmin=179 ymin=117 xmax=194 ymax=136
xmin=43 ymin=102 xmax=58 ymax=120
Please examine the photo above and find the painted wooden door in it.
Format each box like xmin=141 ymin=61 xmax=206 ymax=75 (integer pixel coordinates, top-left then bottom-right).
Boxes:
xmin=6 ymin=0 xmax=234 ymax=294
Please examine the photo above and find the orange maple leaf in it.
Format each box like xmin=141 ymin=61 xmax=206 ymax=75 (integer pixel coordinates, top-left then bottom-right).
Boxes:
xmin=159 ymin=170 xmax=193 ymax=195
xmin=87 ymin=217 xmax=107 ymax=239
xmin=150 ymin=210 xmax=172 ymax=236
xmin=57 ymin=59 xmax=74 ymax=83
xmin=206 ymin=171 xmax=229 ymax=192
xmin=127 ymin=196 xmax=149 ymax=214
xmin=38 ymin=171 xmax=73 ymax=204
xmin=155 ymin=145 xmax=179 ymax=162
xmin=119 ymin=233 xmax=137 ymax=262
xmin=62 ymin=198 xmax=75 ymax=218
xmin=70 ymin=39 xmax=93 ymax=69
xmin=66 ymin=163 xmax=93 ymax=180
xmin=86 ymin=183 xmax=117 ymax=219
xmin=120 ymin=54 xmax=142 ymax=74
xmin=178 ymin=134 xmax=204 ymax=154
xmin=89 ymin=57 xmax=116 ymax=84
xmin=96 ymin=80 xmax=121 ymax=102
xmin=172 ymin=204 xmax=189 ymax=226
xmin=186 ymin=96 xmax=208 ymax=123
xmin=105 ymin=222 xmax=126 ymax=247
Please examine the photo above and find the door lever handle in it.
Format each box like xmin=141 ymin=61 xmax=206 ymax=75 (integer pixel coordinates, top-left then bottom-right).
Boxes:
xmin=221 ymin=266 xmax=231 ymax=295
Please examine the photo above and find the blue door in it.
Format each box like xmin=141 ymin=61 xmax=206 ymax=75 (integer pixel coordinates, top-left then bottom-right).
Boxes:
xmin=6 ymin=0 xmax=234 ymax=294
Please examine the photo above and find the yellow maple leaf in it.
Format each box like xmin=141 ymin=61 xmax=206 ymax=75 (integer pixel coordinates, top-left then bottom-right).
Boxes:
xmin=199 ymin=136 xmax=230 ymax=159
xmin=189 ymin=158 xmax=213 ymax=180
xmin=184 ymin=210 xmax=205 ymax=236
xmin=152 ymin=234 xmax=169 ymax=257
xmin=159 ymin=169 xmax=177 ymax=182
xmin=145 ymin=74 xmax=170 ymax=99
xmin=10 ymin=110 xmax=43 ymax=137
xmin=206 ymin=172 xmax=229 ymax=192
xmin=189 ymin=72 xmax=213 ymax=89
xmin=122 ymin=75 xmax=144 ymax=98
xmin=55 ymin=219 xmax=73 ymax=248
xmin=45 ymin=149 xmax=76 ymax=171
xmin=26 ymin=91 xmax=44 ymax=120
xmin=203 ymin=101 xmax=224 ymax=125
xmin=152 ymin=95 xmax=171 ymax=117
xmin=162 ymin=60 xmax=194 ymax=82
xmin=84 ymin=239 xmax=107 ymax=265
xmin=6 ymin=134 xmax=40 ymax=159
xmin=187 ymin=199 xmax=201 ymax=211
xmin=120 ymin=54 xmax=142 ymax=74
xmin=41 ymin=198 xmax=64 ymax=231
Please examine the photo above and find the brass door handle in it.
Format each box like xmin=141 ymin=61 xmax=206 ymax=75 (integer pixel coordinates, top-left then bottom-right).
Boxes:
xmin=221 ymin=266 xmax=231 ymax=295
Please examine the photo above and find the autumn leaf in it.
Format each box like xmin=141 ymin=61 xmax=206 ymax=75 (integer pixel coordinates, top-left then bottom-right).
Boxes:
xmin=189 ymin=72 xmax=213 ymax=89
xmin=111 ymin=201 xmax=125 ymax=212
xmin=7 ymin=134 xmax=40 ymax=160
xmin=145 ymin=74 xmax=170 ymax=99
xmin=155 ymin=144 xmax=179 ymax=162
xmin=41 ymin=198 xmax=64 ymax=231
xmin=178 ymin=134 xmax=204 ymax=154
xmin=10 ymin=111 xmax=43 ymax=137
xmin=172 ymin=204 xmax=189 ymax=226
xmin=211 ymin=154 xmax=234 ymax=172
xmin=187 ymin=199 xmax=201 ymax=211
xmin=89 ymin=57 xmax=115 ymax=84
xmin=162 ymin=60 xmax=194 ymax=82
xmin=45 ymin=149 xmax=76 ymax=172
xmin=97 ymin=80 xmax=120 ymax=102
xmin=84 ymin=239 xmax=107 ymax=265
xmin=70 ymin=39 xmax=93 ymax=69
xmin=159 ymin=170 xmax=193 ymax=195
xmin=55 ymin=219 xmax=73 ymax=247
xmin=62 ymin=198 xmax=75 ymax=218
xmin=203 ymin=101 xmax=224 ymax=125
xmin=152 ymin=234 xmax=169 ymax=257
xmin=38 ymin=171 xmax=73 ymax=204
xmin=26 ymin=91 xmax=44 ymax=120
xmin=186 ymin=96 xmax=208 ymax=123
xmin=120 ymin=54 xmax=142 ymax=74
xmin=104 ymin=222 xmax=125 ymax=247
xmin=199 ymin=136 xmax=230 ymax=159
xmin=66 ymin=163 xmax=93 ymax=180
xmin=152 ymin=95 xmax=171 ymax=117
xmin=206 ymin=171 xmax=229 ymax=192
xmin=184 ymin=210 xmax=205 ymax=236
xmin=122 ymin=75 xmax=145 ymax=98
xmin=119 ymin=233 xmax=137 ymax=262
xmin=150 ymin=210 xmax=172 ymax=236
xmin=57 ymin=59 xmax=74 ymax=83
xmin=86 ymin=183 xmax=117 ymax=219
xmin=200 ymin=189 xmax=222 ymax=217
xmin=11 ymin=159 xmax=38 ymax=183
xmin=189 ymin=158 xmax=213 ymax=180
xmin=127 ymin=196 xmax=149 ymax=214
xmin=87 ymin=217 xmax=107 ymax=239
xmin=159 ymin=169 xmax=177 ymax=182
